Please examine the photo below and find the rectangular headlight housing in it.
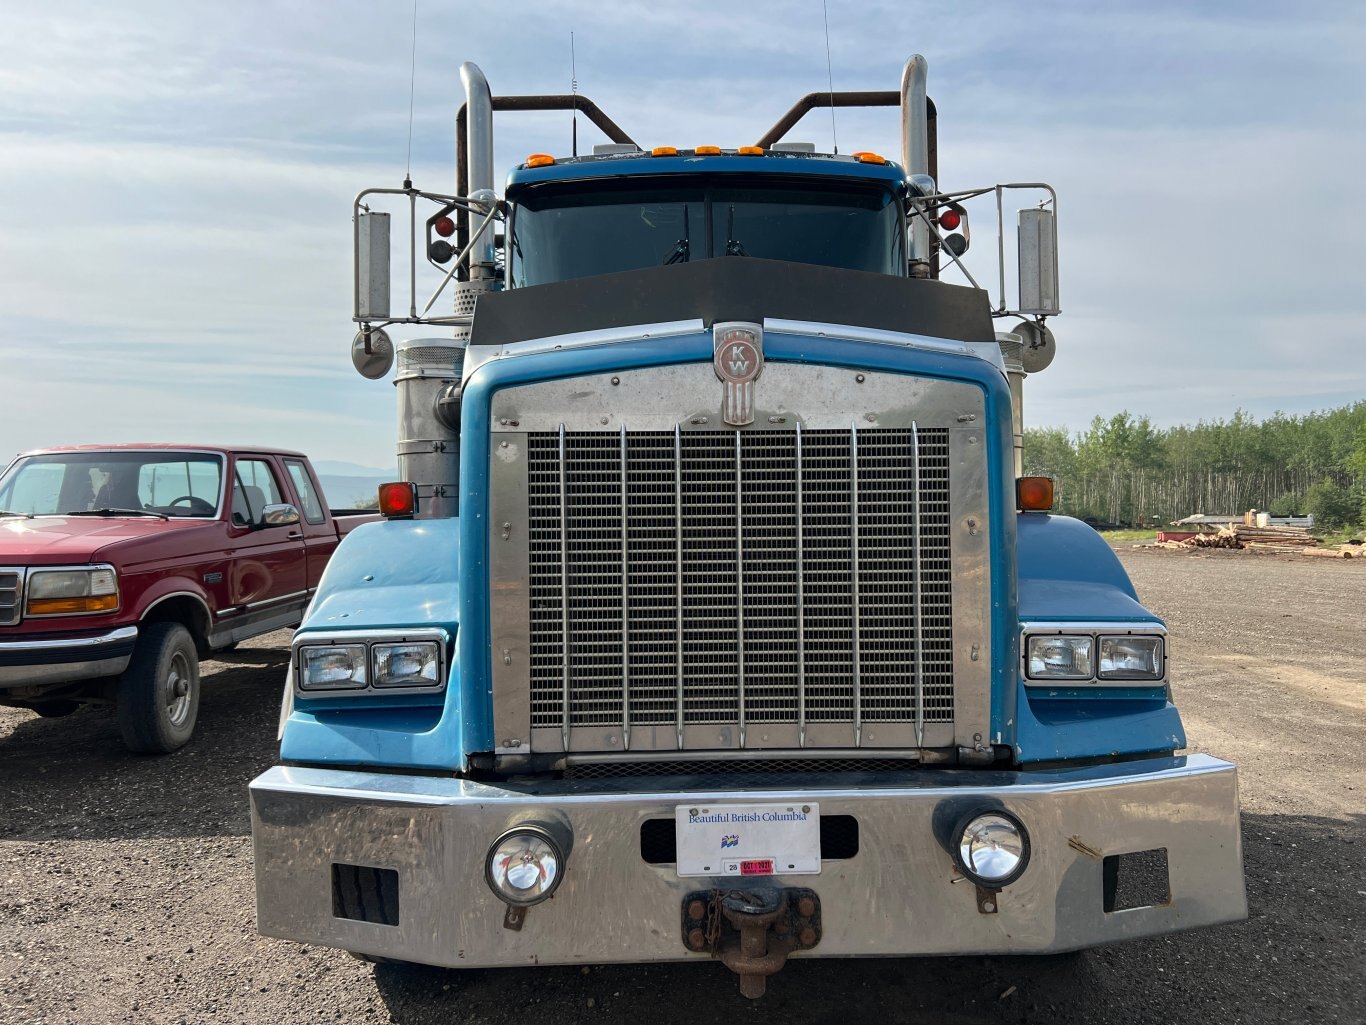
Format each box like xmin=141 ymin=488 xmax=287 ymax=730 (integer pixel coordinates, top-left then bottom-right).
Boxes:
xmin=26 ymin=565 xmax=120 ymax=616
xmin=1098 ymin=635 xmax=1164 ymax=681
xmin=1025 ymin=635 xmax=1093 ymax=680
xmin=372 ymin=642 xmax=441 ymax=688
xmin=298 ymin=644 xmax=368 ymax=690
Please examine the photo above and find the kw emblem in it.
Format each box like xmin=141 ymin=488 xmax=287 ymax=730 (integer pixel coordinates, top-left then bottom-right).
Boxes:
xmin=713 ymin=321 xmax=764 ymax=426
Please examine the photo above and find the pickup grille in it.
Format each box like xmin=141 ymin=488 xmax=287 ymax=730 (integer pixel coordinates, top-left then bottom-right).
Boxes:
xmin=0 ymin=569 xmax=21 ymax=626
xmin=524 ymin=425 xmax=954 ymax=746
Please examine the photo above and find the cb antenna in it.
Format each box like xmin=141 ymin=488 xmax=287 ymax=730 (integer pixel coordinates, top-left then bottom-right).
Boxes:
xmin=403 ymin=0 xmax=418 ymax=188
xmin=571 ymin=31 xmax=579 ymax=157
xmin=822 ymin=0 xmax=838 ymax=154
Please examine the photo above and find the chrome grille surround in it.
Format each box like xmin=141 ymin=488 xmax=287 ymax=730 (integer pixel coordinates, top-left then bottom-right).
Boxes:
xmin=488 ymin=362 xmax=992 ymax=755
xmin=0 ymin=568 xmax=23 ymax=627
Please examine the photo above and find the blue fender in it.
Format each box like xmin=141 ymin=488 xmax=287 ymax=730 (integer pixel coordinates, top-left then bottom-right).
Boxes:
xmin=1013 ymin=515 xmax=1186 ymax=764
xmin=279 ymin=518 xmax=470 ymax=770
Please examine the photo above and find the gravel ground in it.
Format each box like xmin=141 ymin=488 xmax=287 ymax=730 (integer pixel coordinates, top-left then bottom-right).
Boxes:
xmin=1 ymin=548 xmax=1363 ymax=1024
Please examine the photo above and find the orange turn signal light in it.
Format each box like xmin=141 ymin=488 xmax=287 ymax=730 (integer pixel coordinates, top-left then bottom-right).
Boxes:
xmin=1017 ymin=476 xmax=1055 ymax=512
xmin=694 ymin=145 xmax=721 ymax=155
xmin=737 ymin=145 xmax=764 ymax=155
xmin=651 ymin=146 xmax=678 ymax=157
xmin=525 ymin=153 xmax=555 ymax=168
xmin=378 ymin=481 xmax=418 ymax=519
xmin=27 ymin=594 xmax=119 ymax=616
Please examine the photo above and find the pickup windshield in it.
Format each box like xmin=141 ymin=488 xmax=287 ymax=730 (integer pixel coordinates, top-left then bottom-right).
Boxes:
xmin=507 ymin=175 xmax=905 ymax=287
xmin=0 ymin=452 xmax=224 ymax=518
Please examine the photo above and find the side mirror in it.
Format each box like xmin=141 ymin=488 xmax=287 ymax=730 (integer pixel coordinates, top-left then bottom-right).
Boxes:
xmin=1017 ymin=208 xmax=1060 ymax=315
xmin=261 ymin=503 xmax=301 ymax=528
xmin=357 ymin=210 xmax=391 ymax=319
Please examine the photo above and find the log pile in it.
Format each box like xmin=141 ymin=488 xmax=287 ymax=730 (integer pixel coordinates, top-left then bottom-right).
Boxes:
xmin=1156 ymin=524 xmax=1326 ymax=552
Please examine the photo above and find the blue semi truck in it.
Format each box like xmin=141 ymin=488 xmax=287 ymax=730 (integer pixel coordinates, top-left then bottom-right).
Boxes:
xmin=249 ymin=56 xmax=1246 ymax=997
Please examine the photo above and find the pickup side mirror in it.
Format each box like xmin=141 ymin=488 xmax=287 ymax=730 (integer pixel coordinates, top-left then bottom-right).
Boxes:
xmin=261 ymin=503 xmax=301 ymax=528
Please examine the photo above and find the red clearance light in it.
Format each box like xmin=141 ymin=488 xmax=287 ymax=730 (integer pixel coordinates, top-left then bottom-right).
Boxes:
xmin=939 ymin=208 xmax=961 ymax=231
xmin=434 ymin=215 xmax=455 ymax=237
xmin=1017 ymin=477 xmax=1055 ymax=512
xmin=377 ymin=481 xmax=418 ymax=519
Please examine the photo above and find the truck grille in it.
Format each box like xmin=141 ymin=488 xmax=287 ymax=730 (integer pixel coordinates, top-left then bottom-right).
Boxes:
xmin=0 ymin=569 xmax=21 ymax=626
xmin=525 ymin=426 xmax=954 ymax=745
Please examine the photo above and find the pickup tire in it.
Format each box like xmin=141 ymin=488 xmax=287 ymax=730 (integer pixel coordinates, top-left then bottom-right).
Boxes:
xmin=116 ymin=622 xmax=200 ymax=755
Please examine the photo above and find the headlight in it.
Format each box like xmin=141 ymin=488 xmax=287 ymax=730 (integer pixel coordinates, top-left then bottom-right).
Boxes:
xmin=298 ymin=644 xmax=367 ymax=690
xmin=1025 ymin=635 xmax=1093 ymax=680
xmin=26 ymin=566 xmax=119 ymax=615
xmin=1098 ymin=635 xmax=1164 ymax=680
xmin=485 ymin=827 xmax=565 ymax=906
xmin=372 ymin=642 xmax=440 ymax=688
xmin=952 ymin=810 xmax=1030 ymax=888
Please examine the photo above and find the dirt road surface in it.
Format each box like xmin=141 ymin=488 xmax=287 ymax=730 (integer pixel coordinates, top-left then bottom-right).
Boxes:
xmin=2 ymin=548 xmax=1363 ymax=1024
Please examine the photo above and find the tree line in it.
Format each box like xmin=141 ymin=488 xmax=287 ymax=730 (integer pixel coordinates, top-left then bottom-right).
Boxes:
xmin=1024 ymin=402 xmax=1366 ymax=530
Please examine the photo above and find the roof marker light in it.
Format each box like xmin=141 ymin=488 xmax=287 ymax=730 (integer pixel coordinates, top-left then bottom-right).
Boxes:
xmin=852 ymin=151 xmax=886 ymax=164
xmin=694 ymin=145 xmax=721 ymax=155
xmin=651 ymin=146 xmax=678 ymax=157
xmin=525 ymin=154 xmax=556 ymax=168
xmin=737 ymin=145 xmax=764 ymax=155
xmin=377 ymin=481 xmax=418 ymax=519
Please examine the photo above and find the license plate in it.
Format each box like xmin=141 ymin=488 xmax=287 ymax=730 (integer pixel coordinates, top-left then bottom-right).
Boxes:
xmin=674 ymin=802 xmax=821 ymax=878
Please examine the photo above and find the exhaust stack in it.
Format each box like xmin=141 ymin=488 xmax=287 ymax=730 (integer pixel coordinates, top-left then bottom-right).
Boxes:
xmin=900 ymin=54 xmax=932 ymax=277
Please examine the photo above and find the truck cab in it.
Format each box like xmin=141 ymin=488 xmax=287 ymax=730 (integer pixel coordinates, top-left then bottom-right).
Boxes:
xmin=249 ymin=56 xmax=1245 ymax=996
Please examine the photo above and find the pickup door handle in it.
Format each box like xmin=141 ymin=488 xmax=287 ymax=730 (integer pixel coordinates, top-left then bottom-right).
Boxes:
xmin=286 ymin=532 xmax=304 ymax=540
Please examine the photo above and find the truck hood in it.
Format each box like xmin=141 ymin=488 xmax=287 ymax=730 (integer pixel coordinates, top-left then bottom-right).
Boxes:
xmin=0 ymin=515 xmax=204 ymax=562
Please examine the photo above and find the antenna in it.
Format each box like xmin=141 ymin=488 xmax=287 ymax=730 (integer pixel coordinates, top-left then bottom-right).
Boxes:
xmin=822 ymin=0 xmax=838 ymax=154
xmin=403 ymin=0 xmax=418 ymax=187
xmin=571 ymin=32 xmax=579 ymax=157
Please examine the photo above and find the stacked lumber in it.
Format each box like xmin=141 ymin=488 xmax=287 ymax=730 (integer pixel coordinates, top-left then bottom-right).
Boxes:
xmin=1169 ymin=524 xmax=1320 ymax=552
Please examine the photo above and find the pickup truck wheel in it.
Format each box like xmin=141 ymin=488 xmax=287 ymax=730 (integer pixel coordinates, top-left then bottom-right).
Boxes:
xmin=32 ymin=700 xmax=80 ymax=718
xmin=116 ymin=622 xmax=200 ymax=754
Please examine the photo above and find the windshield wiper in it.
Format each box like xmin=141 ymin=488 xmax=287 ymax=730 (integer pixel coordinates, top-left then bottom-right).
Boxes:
xmin=62 ymin=508 xmax=169 ymax=521
xmin=662 ymin=205 xmax=690 ymax=265
xmin=724 ymin=205 xmax=748 ymax=257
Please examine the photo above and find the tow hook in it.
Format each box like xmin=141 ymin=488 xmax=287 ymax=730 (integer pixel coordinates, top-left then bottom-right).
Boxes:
xmin=681 ymin=888 xmax=822 ymax=998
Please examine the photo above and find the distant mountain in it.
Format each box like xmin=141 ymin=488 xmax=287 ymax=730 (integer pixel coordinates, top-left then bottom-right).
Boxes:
xmin=311 ymin=459 xmax=398 ymax=477
xmin=318 ymin=474 xmax=389 ymax=510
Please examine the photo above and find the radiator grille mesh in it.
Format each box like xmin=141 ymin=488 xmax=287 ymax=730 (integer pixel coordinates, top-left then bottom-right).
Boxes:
xmin=0 ymin=570 xmax=21 ymax=627
xmin=526 ymin=427 xmax=953 ymax=745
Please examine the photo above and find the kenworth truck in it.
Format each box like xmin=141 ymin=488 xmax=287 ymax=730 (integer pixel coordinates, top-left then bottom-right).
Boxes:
xmin=249 ymin=56 xmax=1246 ymax=997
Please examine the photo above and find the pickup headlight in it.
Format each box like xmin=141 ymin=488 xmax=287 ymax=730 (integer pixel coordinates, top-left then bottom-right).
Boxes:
xmin=298 ymin=644 xmax=367 ymax=690
xmin=1023 ymin=624 xmax=1166 ymax=686
xmin=26 ymin=565 xmax=119 ymax=616
xmin=294 ymin=631 xmax=447 ymax=696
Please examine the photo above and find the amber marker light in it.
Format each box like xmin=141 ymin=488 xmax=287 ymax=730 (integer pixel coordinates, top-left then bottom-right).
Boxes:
xmin=1017 ymin=477 xmax=1055 ymax=512
xmin=27 ymin=595 xmax=119 ymax=616
xmin=378 ymin=482 xmax=419 ymax=519
xmin=651 ymin=146 xmax=678 ymax=157
xmin=525 ymin=154 xmax=555 ymax=167
xmin=694 ymin=145 xmax=721 ymax=155
xmin=736 ymin=145 xmax=764 ymax=155
xmin=851 ymin=151 xmax=887 ymax=164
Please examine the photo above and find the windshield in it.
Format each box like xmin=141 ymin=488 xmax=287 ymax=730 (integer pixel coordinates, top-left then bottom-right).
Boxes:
xmin=0 ymin=452 xmax=224 ymax=518
xmin=508 ymin=175 xmax=905 ymax=287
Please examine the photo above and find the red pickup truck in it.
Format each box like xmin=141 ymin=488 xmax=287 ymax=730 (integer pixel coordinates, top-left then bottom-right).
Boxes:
xmin=0 ymin=445 xmax=376 ymax=753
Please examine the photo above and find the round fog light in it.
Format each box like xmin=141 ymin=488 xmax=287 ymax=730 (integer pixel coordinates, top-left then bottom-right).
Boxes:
xmin=485 ymin=827 xmax=564 ymax=906
xmin=953 ymin=810 xmax=1030 ymax=888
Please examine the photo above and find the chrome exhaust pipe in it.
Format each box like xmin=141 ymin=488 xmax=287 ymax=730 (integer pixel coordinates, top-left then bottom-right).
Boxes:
xmin=900 ymin=54 xmax=932 ymax=277
xmin=459 ymin=62 xmax=497 ymax=277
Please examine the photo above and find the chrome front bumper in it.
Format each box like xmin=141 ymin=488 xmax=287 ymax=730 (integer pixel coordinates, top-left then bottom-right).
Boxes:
xmin=0 ymin=625 xmax=138 ymax=688
xmin=250 ymin=754 xmax=1246 ymax=968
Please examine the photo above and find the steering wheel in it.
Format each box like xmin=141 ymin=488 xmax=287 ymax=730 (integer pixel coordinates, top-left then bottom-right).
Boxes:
xmin=167 ymin=495 xmax=215 ymax=516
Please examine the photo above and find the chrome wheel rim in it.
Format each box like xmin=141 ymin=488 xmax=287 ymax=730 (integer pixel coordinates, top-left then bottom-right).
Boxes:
xmin=165 ymin=652 xmax=193 ymax=728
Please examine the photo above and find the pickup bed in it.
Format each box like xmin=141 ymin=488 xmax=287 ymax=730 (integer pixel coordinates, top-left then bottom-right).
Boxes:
xmin=0 ymin=445 xmax=377 ymax=752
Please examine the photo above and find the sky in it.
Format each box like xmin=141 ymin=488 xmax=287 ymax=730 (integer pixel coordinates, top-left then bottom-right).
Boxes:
xmin=2 ymin=0 xmax=1363 ymax=471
